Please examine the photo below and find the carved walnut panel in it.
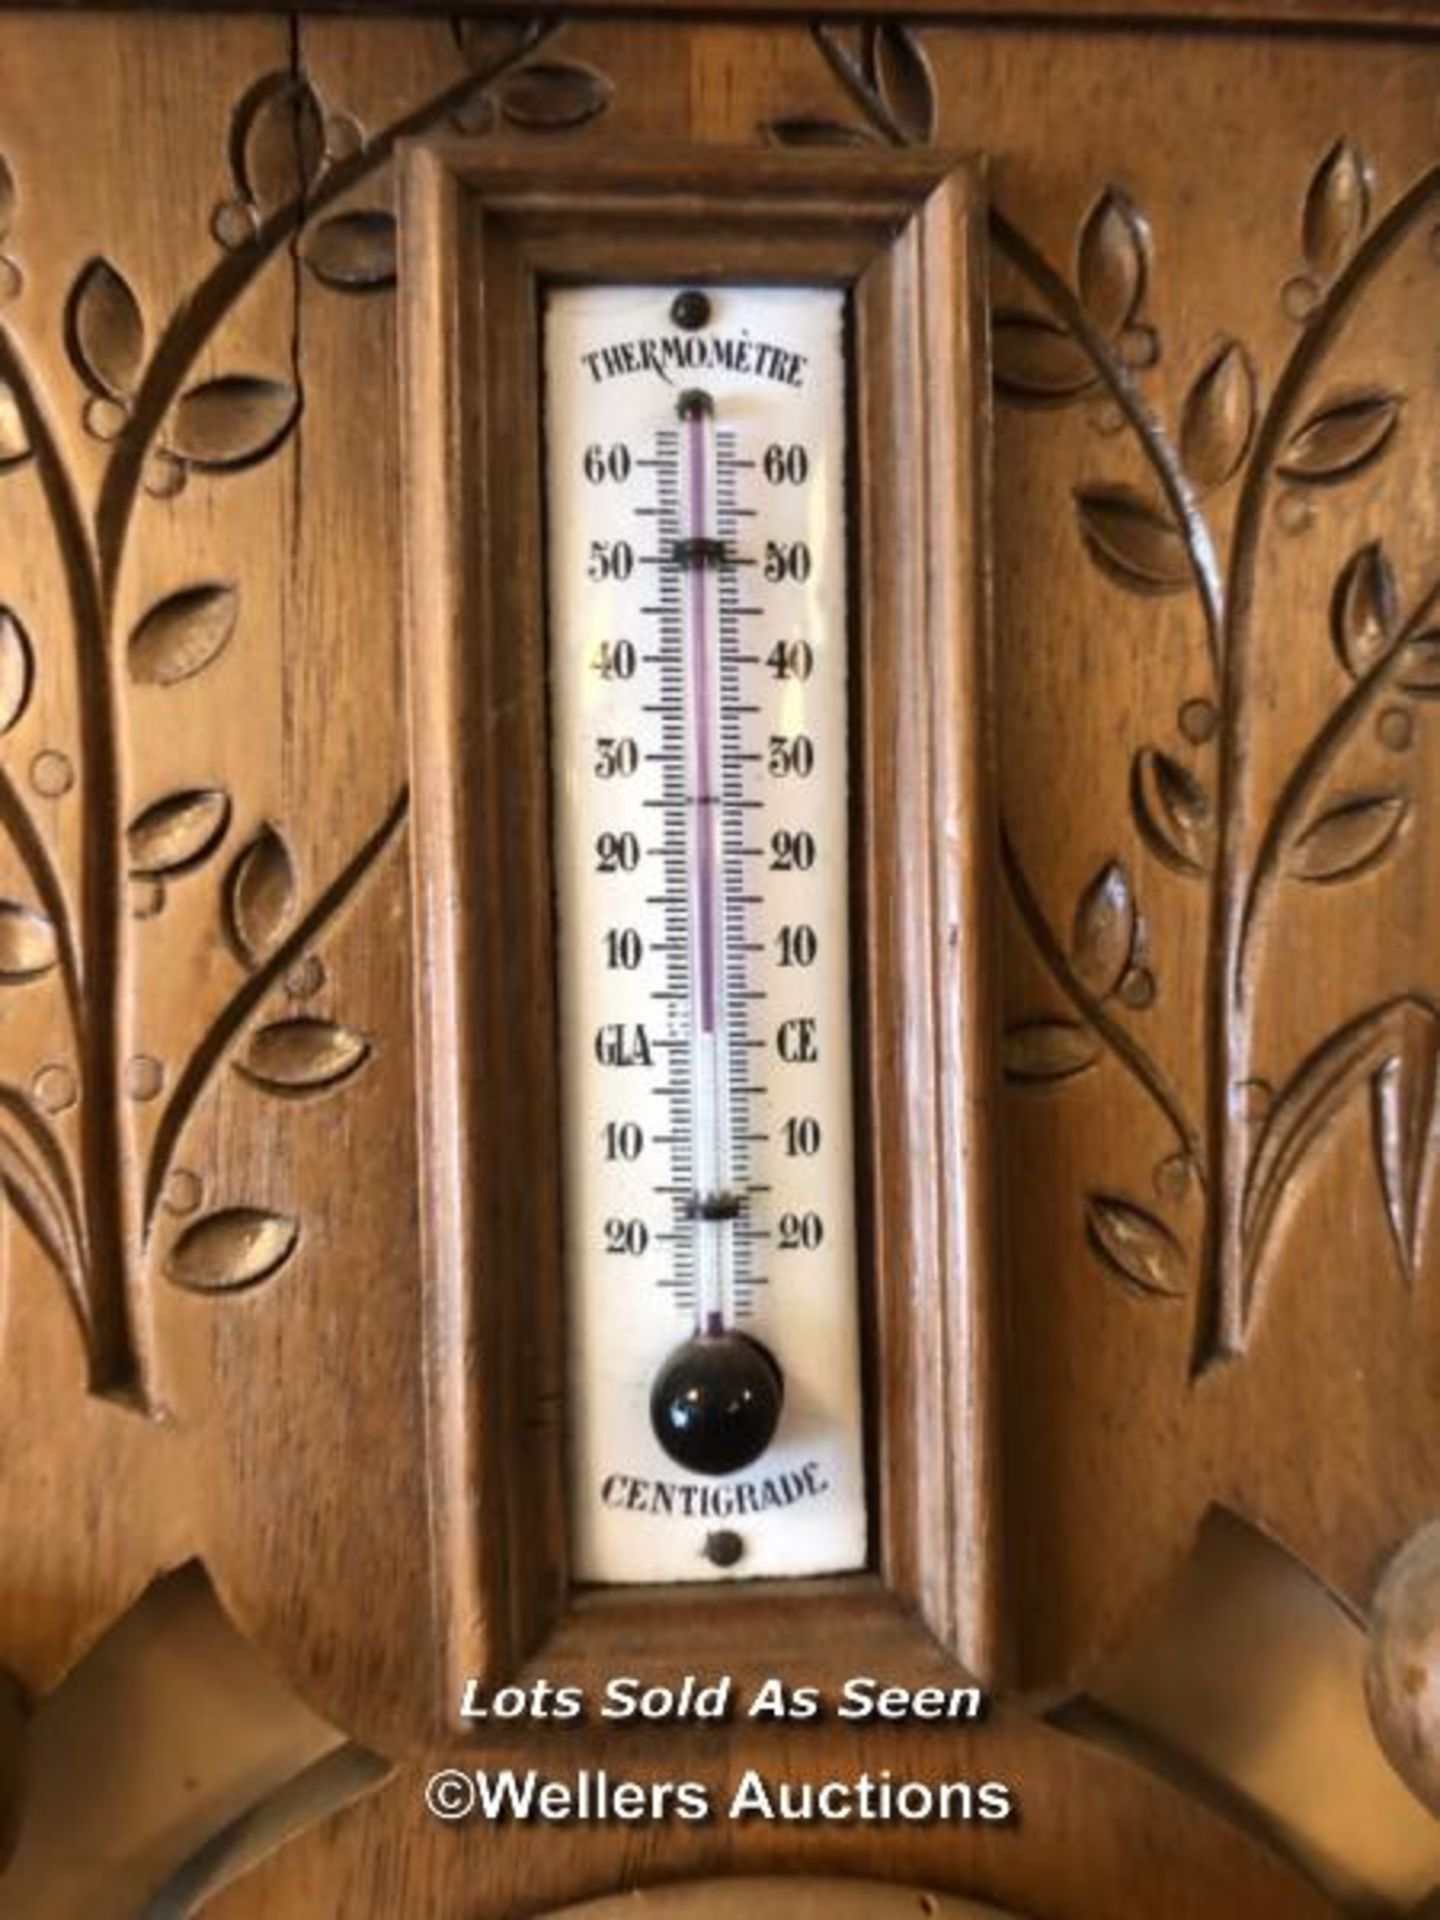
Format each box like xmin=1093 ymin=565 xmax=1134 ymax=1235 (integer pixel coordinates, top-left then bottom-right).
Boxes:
xmin=0 ymin=4 xmax=1437 ymax=1823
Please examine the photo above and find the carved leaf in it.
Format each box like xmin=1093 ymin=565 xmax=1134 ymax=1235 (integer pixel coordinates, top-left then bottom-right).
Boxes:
xmin=870 ymin=23 xmax=937 ymax=145
xmin=1244 ymin=997 xmax=1440 ymax=1290
xmin=1086 ymin=1194 xmax=1186 ymax=1299
xmin=1331 ymin=541 xmax=1398 ymax=679
xmin=129 ymin=583 xmax=238 ymax=687
xmin=1290 ymin=792 xmax=1407 ymax=884
xmin=127 ymin=789 xmax=232 ymax=879
xmin=1278 ymin=391 xmax=1401 ymax=484
xmin=0 ymin=1130 xmax=74 ymax=1285
xmin=1371 ymin=1002 xmax=1440 ymax=1284
xmin=0 ymin=609 xmax=34 ymax=735
xmin=301 ymin=210 xmax=397 ymax=292
xmin=1180 ymin=341 xmax=1255 ymax=492
xmin=1077 ymin=189 xmax=1147 ymax=336
xmin=1002 ymin=1018 xmax=1100 ymax=1085
xmin=1131 ymin=749 xmax=1214 ymax=876
xmin=167 ymin=1206 xmax=299 ymax=1293
xmin=232 ymin=74 xmax=326 ymax=211
xmin=497 ymin=62 xmax=613 ymax=130
xmin=0 ymin=157 xmax=14 ymax=243
xmin=0 ymin=901 xmax=56 ymax=980
xmin=65 ymin=258 xmax=145 ymax=401
xmin=993 ymin=310 xmax=1095 ymax=403
xmin=1397 ymin=631 xmax=1440 ymax=698
xmin=452 ymin=15 xmax=547 ymax=70
xmin=168 ymin=377 xmax=300 ymax=473
xmin=1071 ymin=859 xmax=1135 ymax=998
xmin=1303 ymin=139 xmax=1370 ymax=279
xmin=226 ymin=824 xmax=296 ymax=965
xmin=450 ymin=90 xmax=498 ymax=137
xmin=765 ymin=118 xmax=879 ymax=148
xmin=0 ymin=382 xmax=30 ymax=469
xmin=1074 ymin=484 xmax=1191 ymax=594
xmin=236 ymin=1018 xmax=371 ymax=1096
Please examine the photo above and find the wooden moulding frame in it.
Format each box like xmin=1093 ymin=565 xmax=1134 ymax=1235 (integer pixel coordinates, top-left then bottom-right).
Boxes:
xmin=400 ymin=143 xmax=1001 ymax=1731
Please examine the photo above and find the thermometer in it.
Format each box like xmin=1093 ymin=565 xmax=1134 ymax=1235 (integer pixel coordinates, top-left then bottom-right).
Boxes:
xmin=545 ymin=284 xmax=866 ymax=1584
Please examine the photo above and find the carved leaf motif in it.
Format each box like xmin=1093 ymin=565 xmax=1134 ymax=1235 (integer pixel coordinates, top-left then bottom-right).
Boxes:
xmin=0 ymin=1130 xmax=74 ymax=1285
xmin=1086 ymin=1194 xmax=1186 ymax=1299
xmin=1303 ymin=139 xmax=1371 ymax=279
xmin=1180 ymin=341 xmax=1256 ymax=492
xmin=993 ymin=311 xmax=1095 ymax=404
xmin=450 ymin=91 xmax=498 ymax=138
xmin=1290 ymin=792 xmax=1408 ymax=884
xmin=129 ymin=584 xmax=238 ymax=687
xmin=0 ymin=382 xmax=30 ymax=469
xmin=0 ymin=157 xmax=14 ymax=243
xmin=226 ymin=824 xmax=296 ymax=965
xmin=1277 ymin=391 xmax=1401 ymax=484
xmin=497 ymin=62 xmax=613 ymax=131
xmin=127 ymin=789 xmax=232 ymax=879
xmin=1397 ymin=631 xmax=1440 ymax=698
xmin=66 ymin=258 xmax=145 ymax=401
xmin=1074 ymin=484 xmax=1191 ymax=594
xmin=1244 ymin=997 xmax=1440 ymax=1289
xmin=1072 ymin=860 xmax=1135 ymax=998
xmin=167 ymin=1207 xmax=299 ymax=1293
xmin=232 ymin=74 xmax=326 ymax=212
xmin=301 ymin=210 xmax=397 ymax=292
xmin=0 ymin=901 xmax=57 ymax=980
xmin=1002 ymin=1018 xmax=1100 ymax=1085
xmin=236 ymin=1018 xmax=371 ymax=1096
xmin=1077 ymin=190 xmax=1147 ymax=336
xmin=1371 ymin=1002 xmax=1440 ymax=1284
xmin=1131 ymin=749 xmax=1214 ymax=876
xmin=168 ymin=377 xmax=300 ymax=473
xmin=1331 ymin=541 xmax=1398 ymax=679
xmin=766 ymin=118 xmax=879 ymax=148
xmin=452 ymin=15 xmax=547 ymax=70
xmin=868 ymin=23 xmax=937 ymax=145
xmin=0 ymin=609 xmax=34 ymax=735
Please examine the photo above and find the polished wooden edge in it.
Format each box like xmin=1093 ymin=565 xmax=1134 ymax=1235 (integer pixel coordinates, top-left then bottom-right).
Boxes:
xmin=399 ymin=143 xmax=490 ymax=1724
xmin=402 ymin=141 xmax=1003 ymax=1735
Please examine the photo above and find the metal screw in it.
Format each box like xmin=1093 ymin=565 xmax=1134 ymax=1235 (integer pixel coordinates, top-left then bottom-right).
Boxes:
xmin=671 ymin=289 xmax=712 ymax=332
xmin=703 ymin=1529 xmax=744 ymax=1569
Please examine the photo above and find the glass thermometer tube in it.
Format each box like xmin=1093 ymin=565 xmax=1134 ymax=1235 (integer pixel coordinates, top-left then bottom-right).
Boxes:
xmin=648 ymin=387 xmax=786 ymax=1476
xmin=678 ymin=387 xmax=734 ymax=1297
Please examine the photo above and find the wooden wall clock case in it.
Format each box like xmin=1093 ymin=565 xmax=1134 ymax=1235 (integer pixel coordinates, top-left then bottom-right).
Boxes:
xmin=0 ymin=0 xmax=1437 ymax=1914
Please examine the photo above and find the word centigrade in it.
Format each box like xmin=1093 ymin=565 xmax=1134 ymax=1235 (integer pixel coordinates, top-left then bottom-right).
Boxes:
xmin=425 ymin=1767 xmax=1015 ymax=1828
xmin=579 ymin=331 xmax=808 ymax=388
xmin=600 ymin=1464 xmax=828 ymax=1518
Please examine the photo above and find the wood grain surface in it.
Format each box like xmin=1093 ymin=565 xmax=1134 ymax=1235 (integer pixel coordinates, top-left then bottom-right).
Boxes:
xmin=0 ymin=4 xmax=1434 ymax=1913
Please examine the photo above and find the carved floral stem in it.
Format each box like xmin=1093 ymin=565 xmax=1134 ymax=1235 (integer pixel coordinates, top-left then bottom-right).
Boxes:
xmin=0 ymin=321 xmax=133 ymax=1390
xmin=1200 ymin=161 xmax=1440 ymax=1371
xmin=1239 ymin=586 xmax=1439 ymax=974
xmin=989 ymin=212 xmax=1225 ymax=678
xmin=93 ymin=38 xmax=547 ymax=594
xmin=812 ymin=24 xmax=909 ymax=145
xmin=142 ymin=791 xmax=409 ymax=1233
xmin=1002 ymin=825 xmax=1205 ymax=1177
xmin=0 ymin=761 xmax=83 ymax=1042
xmin=0 ymin=31 xmax=552 ymax=1405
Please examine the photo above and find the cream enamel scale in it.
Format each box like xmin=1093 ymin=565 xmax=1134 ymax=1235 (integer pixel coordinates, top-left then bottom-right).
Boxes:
xmin=544 ymin=284 xmax=867 ymax=1583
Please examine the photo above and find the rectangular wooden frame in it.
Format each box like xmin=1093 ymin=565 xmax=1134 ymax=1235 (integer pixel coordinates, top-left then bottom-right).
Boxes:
xmin=400 ymin=143 xmax=1002 ymax=1729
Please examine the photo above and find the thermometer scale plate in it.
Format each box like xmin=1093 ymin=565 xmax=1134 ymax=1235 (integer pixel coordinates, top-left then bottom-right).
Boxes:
xmin=545 ymin=284 xmax=867 ymax=1583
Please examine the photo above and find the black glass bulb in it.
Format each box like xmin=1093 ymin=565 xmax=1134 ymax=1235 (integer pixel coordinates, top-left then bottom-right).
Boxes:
xmin=649 ymin=1329 xmax=784 ymax=1477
